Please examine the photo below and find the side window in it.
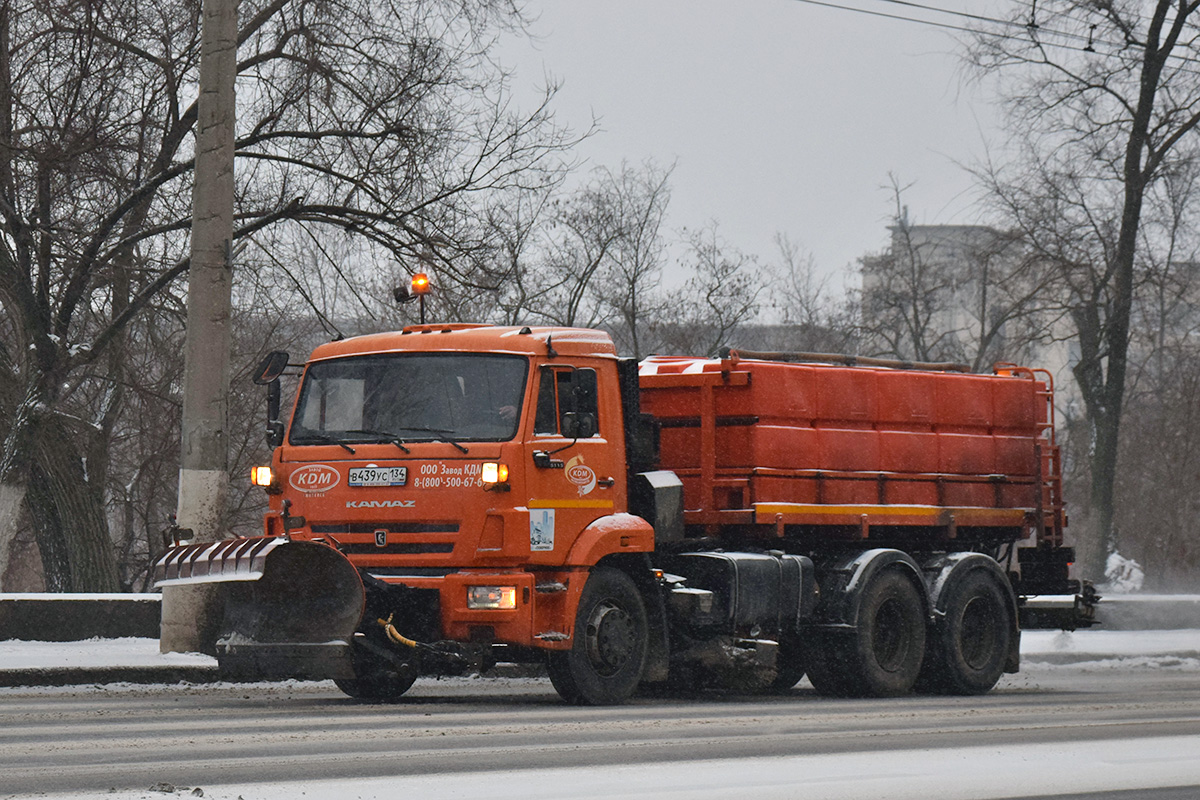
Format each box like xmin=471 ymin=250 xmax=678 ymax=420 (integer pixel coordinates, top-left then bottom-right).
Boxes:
xmin=533 ymin=367 xmax=599 ymax=436
xmin=534 ymin=368 xmax=560 ymax=434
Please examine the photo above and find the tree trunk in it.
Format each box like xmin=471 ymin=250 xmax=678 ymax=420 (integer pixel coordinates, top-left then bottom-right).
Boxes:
xmin=0 ymin=376 xmax=50 ymax=590
xmin=1086 ymin=408 xmax=1120 ymax=580
xmin=26 ymin=415 xmax=120 ymax=592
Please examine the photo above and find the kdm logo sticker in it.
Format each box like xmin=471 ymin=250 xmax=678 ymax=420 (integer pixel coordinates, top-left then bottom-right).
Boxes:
xmin=289 ymin=464 xmax=340 ymax=494
xmin=564 ymin=455 xmax=596 ymax=496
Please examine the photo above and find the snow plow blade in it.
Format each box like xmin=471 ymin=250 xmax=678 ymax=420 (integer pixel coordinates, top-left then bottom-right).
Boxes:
xmin=155 ymin=537 xmax=365 ymax=681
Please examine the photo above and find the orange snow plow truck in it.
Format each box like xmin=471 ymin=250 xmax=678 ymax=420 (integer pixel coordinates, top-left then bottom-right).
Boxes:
xmin=156 ymin=324 xmax=1094 ymax=704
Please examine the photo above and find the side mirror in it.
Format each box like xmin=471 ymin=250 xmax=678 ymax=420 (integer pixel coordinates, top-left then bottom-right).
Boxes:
xmin=560 ymin=411 xmax=597 ymax=439
xmin=252 ymin=351 xmax=290 ymax=385
xmin=252 ymin=351 xmax=290 ymax=448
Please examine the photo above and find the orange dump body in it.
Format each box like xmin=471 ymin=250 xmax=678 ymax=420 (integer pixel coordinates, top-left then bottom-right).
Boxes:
xmin=639 ymin=355 xmax=1063 ymax=549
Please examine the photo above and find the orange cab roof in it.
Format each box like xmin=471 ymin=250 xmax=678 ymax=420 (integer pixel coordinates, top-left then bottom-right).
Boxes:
xmin=307 ymin=325 xmax=618 ymax=362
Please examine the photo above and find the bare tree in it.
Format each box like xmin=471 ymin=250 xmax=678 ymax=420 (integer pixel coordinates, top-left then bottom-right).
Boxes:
xmin=860 ymin=187 xmax=961 ymax=364
xmin=770 ymin=234 xmax=835 ymax=328
xmin=597 ymin=162 xmax=673 ymax=359
xmin=749 ymin=234 xmax=859 ymax=355
xmin=1115 ymin=345 xmax=1200 ymax=589
xmin=655 ymin=222 xmax=763 ymax=357
xmin=860 ymin=182 xmax=1059 ymax=372
xmin=472 ymin=161 xmax=674 ymax=353
xmin=541 ymin=172 xmax=635 ymax=329
xmin=1108 ymin=162 xmax=1200 ymax=589
xmin=0 ymin=0 xmax=572 ymax=589
xmin=967 ymin=0 xmax=1200 ymax=577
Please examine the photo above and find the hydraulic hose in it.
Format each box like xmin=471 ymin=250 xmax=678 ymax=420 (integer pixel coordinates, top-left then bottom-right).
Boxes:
xmin=377 ymin=614 xmax=421 ymax=649
xmin=376 ymin=613 xmax=468 ymax=661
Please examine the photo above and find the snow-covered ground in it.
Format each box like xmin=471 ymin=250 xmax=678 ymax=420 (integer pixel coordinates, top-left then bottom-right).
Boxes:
xmin=3 ymin=630 xmax=1198 ymax=800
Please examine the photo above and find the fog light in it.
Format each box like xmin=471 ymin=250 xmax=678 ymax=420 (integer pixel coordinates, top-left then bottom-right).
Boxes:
xmin=251 ymin=466 xmax=274 ymax=487
xmin=467 ymin=585 xmax=517 ymax=610
xmin=481 ymin=462 xmax=509 ymax=484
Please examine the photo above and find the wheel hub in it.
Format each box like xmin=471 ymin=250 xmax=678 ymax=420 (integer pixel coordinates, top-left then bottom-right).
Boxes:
xmin=585 ymin=601 xmax=635 ymax=676
xmin=872 ymin=597 xmax=911 ymax=673
xmin=960 ymin=595 xmax=1001 ymax=670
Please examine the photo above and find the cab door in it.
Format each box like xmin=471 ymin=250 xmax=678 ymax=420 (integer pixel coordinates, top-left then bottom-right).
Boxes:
xmin=523 ymin=363 xmax=623 ymax=564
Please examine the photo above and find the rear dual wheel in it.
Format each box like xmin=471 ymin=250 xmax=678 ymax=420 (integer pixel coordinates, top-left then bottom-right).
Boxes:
xmin=918 ymin=569 xmax=1012 ymax=695
xmin=806 ymin=569 xmax=926 ymax=698
xmin=548 ymin=566 xmax=648 ymax=705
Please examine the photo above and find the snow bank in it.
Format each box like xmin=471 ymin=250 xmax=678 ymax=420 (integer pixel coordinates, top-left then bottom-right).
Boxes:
xmin=0 ymin=637 xmax=213 ymax=670
xmin=1102 ymin=551 xmax=1145 ymax=593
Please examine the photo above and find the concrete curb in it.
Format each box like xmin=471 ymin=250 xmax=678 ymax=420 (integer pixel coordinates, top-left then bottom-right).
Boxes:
xmin=1097 ymin=594 xmax=1200 ymax=630
xmin=1022 ymin=650 xmax=1200 ymax=666
xmin=0 ymin=661 xmax=547 ymax=688
xmin=0 ymin=594 xmax=160 ymax=640
xmin=0 ymin=665 xmax=221 ymax=688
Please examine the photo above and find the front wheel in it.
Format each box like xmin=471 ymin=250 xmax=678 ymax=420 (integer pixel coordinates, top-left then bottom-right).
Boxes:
xmin=547 ymin=566 xmax=648 ymax=705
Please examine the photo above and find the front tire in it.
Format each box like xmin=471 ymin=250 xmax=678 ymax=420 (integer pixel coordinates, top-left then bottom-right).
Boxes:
xmin=548 ymin=566 xmax=648 ymax=705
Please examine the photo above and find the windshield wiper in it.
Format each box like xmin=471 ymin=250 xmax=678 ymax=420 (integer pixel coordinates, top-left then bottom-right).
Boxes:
xmin=393 ymin=426 xmax=469 ymax=454
xmin=343 ymin=429 xmax=411 ymax=454
xmin=290 ymin=431 xmax=356 ymax=454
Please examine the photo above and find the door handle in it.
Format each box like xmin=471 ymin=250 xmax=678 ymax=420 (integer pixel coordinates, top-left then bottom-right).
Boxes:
xmin=597 ymin=477 xmax=616 ymax=488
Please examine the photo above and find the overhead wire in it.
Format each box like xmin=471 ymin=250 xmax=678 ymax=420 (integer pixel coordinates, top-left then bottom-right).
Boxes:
xmin=787 ymin=0 xmax=1096 ymax=47
xmin=785 ymin=0 xmax=1200 ymax=78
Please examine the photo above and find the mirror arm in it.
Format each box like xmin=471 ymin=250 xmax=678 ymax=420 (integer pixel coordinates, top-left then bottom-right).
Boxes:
xmin=265 ymin=379 xmax=284 ymax=447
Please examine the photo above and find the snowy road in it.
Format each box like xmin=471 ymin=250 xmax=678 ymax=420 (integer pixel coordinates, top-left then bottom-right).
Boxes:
xmin=2 ymin=654 xmax=1200 ymax=800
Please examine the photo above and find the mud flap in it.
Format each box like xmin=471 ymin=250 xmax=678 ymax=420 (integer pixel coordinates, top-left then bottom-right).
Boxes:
xmin=156 ymin=538 xmax=366 ymax=680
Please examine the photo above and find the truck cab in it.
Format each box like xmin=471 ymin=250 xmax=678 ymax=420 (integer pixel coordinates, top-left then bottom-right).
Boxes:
xmin=251 ymin=324 xmax=653 ymax=690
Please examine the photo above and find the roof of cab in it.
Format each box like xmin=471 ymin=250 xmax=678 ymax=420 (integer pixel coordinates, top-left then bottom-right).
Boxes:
xmin=307 ymin=324 xmax=618 ymax=362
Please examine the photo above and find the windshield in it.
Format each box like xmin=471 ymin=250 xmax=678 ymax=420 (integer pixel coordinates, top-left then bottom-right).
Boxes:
xmin=289 ymin=353 xmax=528 ymax=445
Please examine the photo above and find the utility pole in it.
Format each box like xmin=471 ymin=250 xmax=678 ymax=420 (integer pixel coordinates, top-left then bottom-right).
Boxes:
xmin=161 ymin=0 xmax=237 ymax=654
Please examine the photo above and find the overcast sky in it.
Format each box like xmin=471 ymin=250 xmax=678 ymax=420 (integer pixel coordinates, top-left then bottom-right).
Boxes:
xmin=499 ymin=0 xmax=1003 ymax=291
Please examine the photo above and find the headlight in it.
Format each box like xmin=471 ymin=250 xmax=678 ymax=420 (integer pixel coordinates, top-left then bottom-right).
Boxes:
xmin=251 ymin=466 xmax=274 ymax=487
xmin=466 ymin=585 xmax=517 ymax=610
xmin=481 ymin=462 xmax=509 ymax=484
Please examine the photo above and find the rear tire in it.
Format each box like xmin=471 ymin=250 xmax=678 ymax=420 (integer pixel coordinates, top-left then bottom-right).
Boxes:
xmin=918 ymin=569 xmax=1012 ymax=695
xmin=802 ymin=630 xmax=856 ymax=697
xmin=547 ymin=566 xmax=648 ymax=705
xmin=807 ymin=569 xmax=926 ymax=697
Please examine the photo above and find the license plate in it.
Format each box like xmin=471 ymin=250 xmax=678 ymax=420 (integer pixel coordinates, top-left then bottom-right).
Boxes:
xmin=348 ymin=466 xmax=408 ymax=487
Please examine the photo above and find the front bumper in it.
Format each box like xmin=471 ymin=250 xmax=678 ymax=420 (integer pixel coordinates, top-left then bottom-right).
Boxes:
xmin=375 ymin=568 xmax=585 ymax=650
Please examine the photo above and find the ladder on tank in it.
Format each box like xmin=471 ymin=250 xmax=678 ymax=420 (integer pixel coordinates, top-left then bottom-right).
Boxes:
xmin=1031 ymin=368 xmax=1065 ymax=548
